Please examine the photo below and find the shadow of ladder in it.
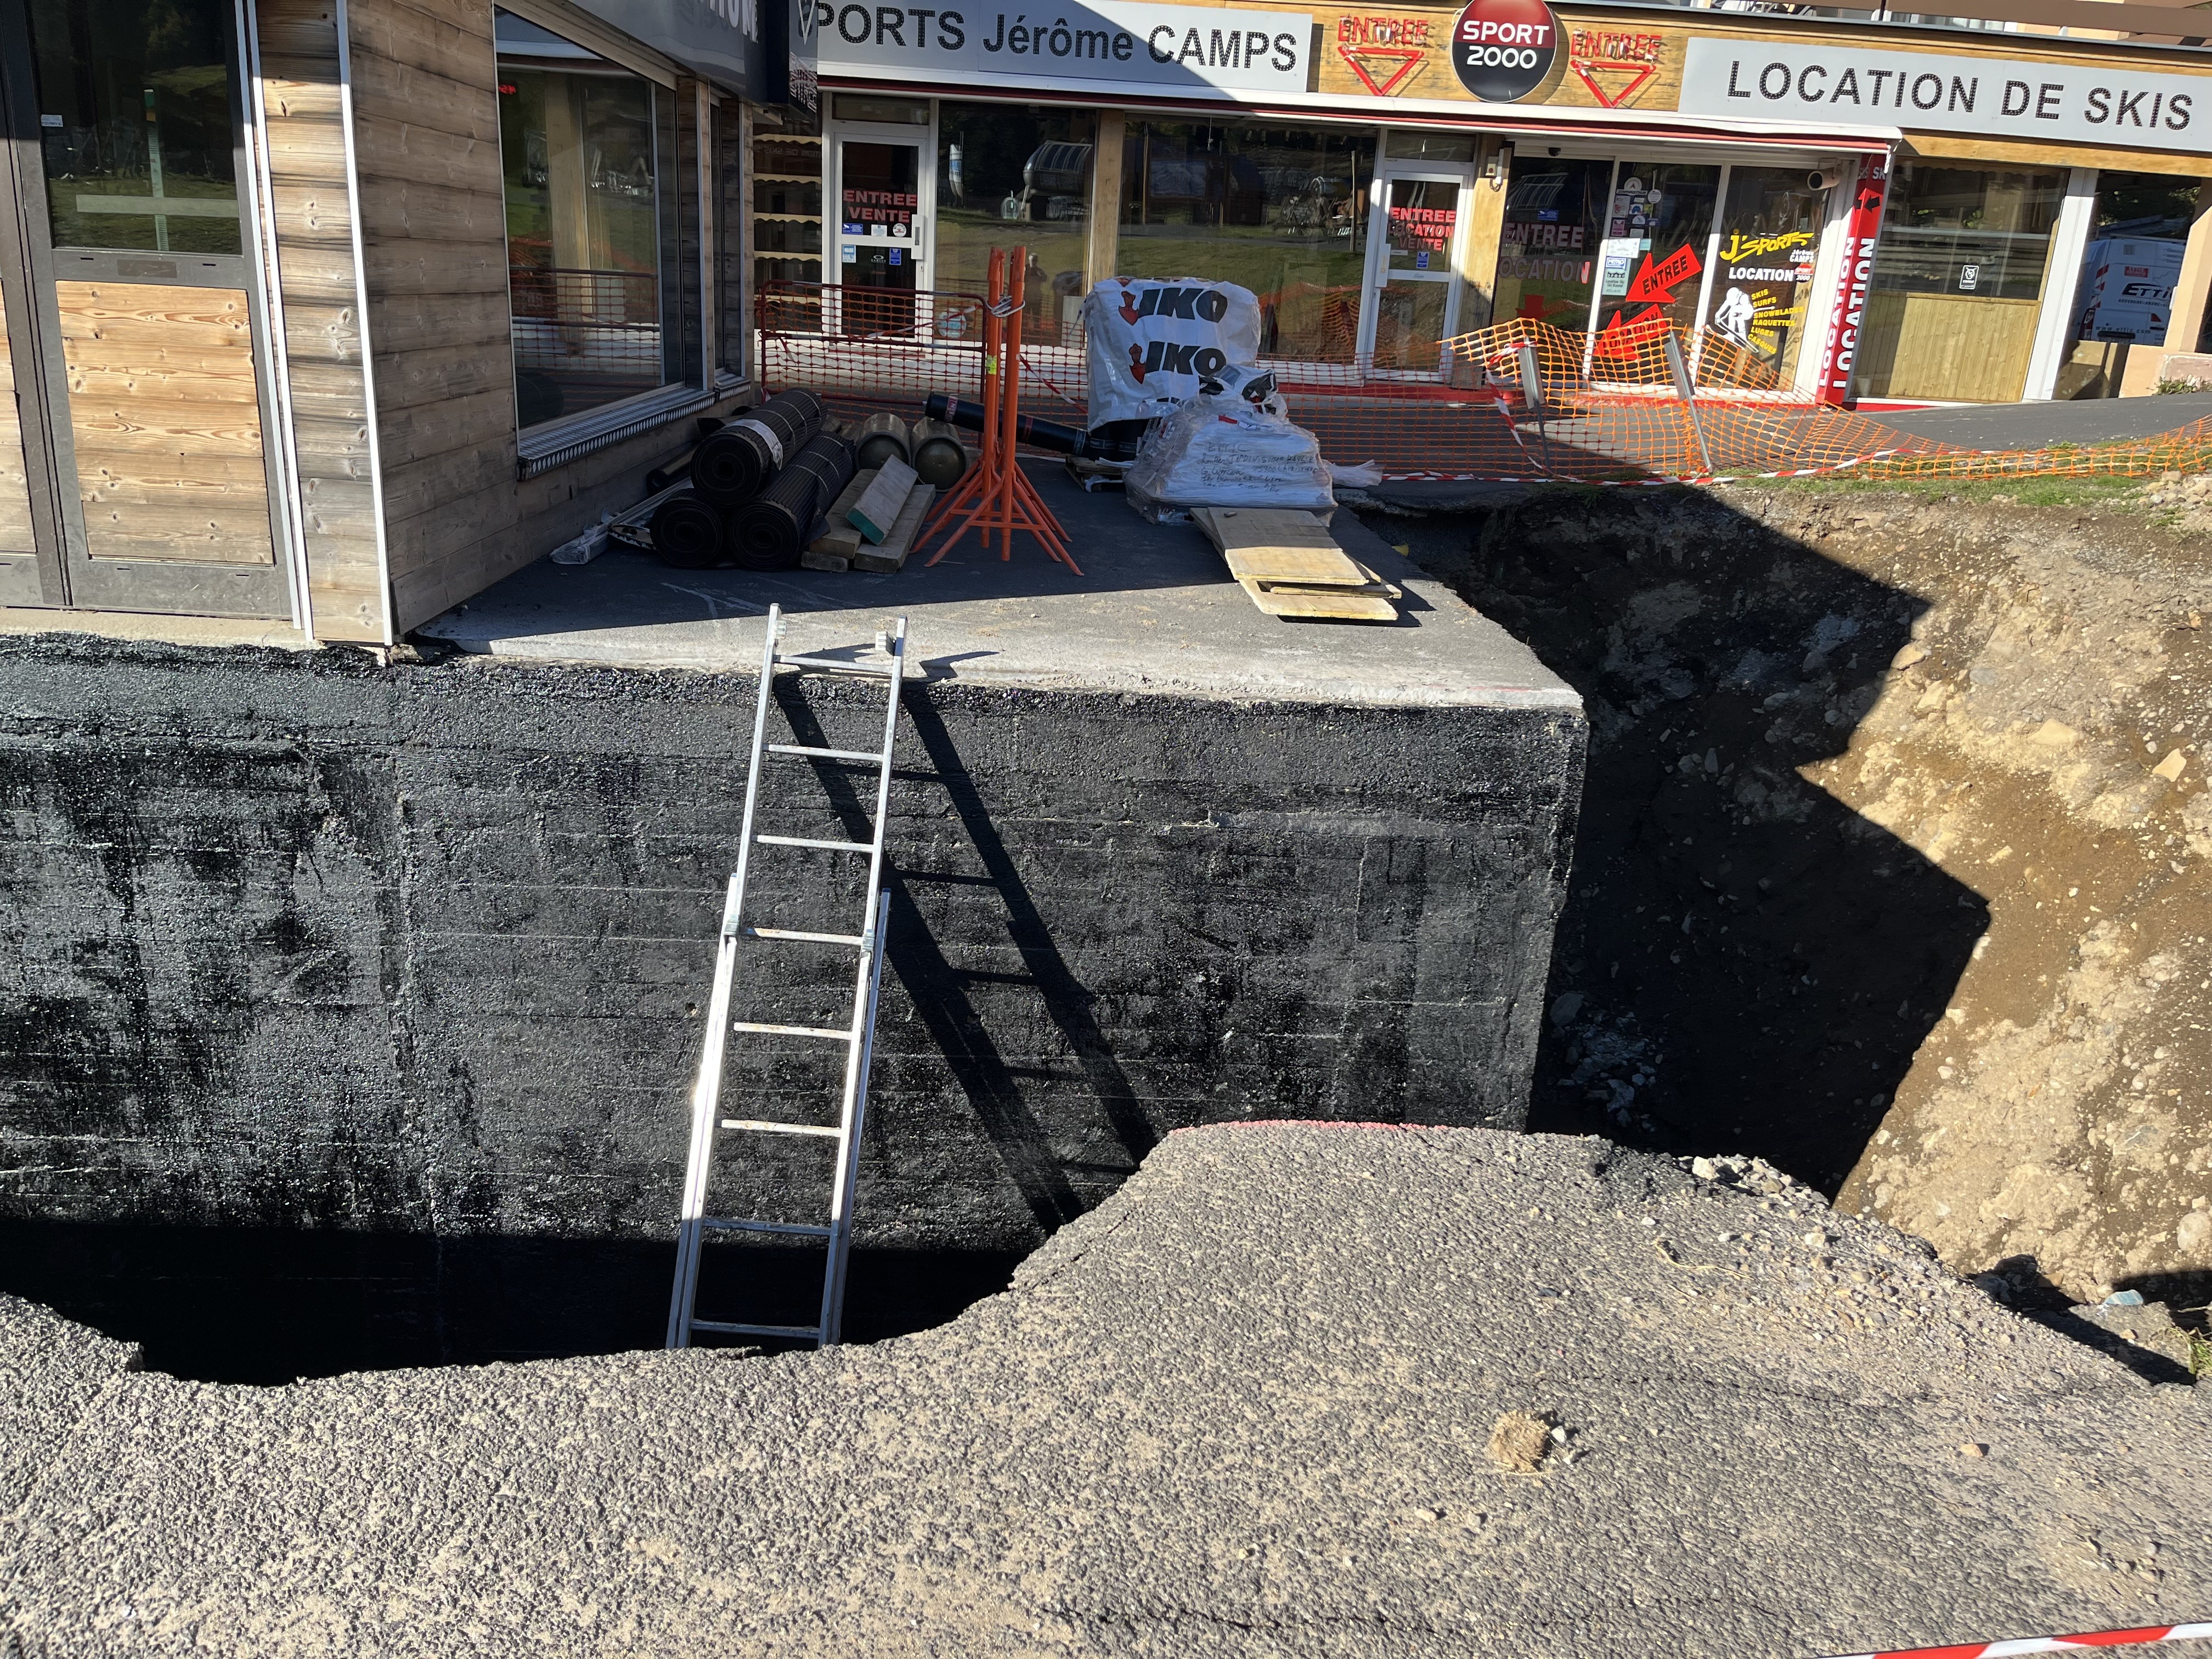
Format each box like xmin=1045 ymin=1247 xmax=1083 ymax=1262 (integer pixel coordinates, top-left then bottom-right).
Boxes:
xmin=665 ymin=604 xmax=908 ymax=1351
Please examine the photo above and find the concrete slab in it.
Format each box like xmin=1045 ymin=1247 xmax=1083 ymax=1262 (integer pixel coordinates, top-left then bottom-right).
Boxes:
xmin=419 ymin=464 xmax=1576 ymax=712
xmin=4 ymin=1125 xmax=2207 ymax=1658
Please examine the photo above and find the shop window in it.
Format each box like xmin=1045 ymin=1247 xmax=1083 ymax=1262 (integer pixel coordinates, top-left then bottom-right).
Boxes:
xmin=24 ymin=0 xmax=242 ymax=254
xmin=496 ymin=10 xmax=694 ymax=430
xmin=1119 ymin=123 xmax=1372 ymax=363
xmin=2074 ymin=171 xmax=2204 ymax=352
xmin=1388 ymin=133 xmax=1477 ymax=164
xmin=1702 ymin=166 xmax=1827 ymax=382
xmin=1492 ymin=156 xmax=1609 ymax=332
xmin=1855 ymin=162 xmax=2065 ymax=402
xmin=936 ymin=104 xmax=1094 ymax=341
xmin=1593 ymin=161 xmax=1718 ymax=354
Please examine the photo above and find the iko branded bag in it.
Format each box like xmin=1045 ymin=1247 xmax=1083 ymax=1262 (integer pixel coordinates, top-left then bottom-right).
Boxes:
xmin=1081 ymin=278 xmax=1264 ymax=428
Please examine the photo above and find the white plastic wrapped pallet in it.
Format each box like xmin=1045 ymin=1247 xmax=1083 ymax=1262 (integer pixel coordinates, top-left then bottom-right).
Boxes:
xmin=1124 ymin=363 xmax=1335 ymax=518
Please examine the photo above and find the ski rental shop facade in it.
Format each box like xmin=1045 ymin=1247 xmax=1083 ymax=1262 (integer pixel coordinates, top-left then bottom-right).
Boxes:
xmin=5 ymin=0 xmax=2212 ymax=647
xmin=798 ymin=0 xmax=2212 ymax=411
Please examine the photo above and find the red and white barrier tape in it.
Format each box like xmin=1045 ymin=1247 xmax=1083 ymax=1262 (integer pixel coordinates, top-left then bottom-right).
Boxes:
xmin=1816 ymin=1622 xmax=2212 ymax=1659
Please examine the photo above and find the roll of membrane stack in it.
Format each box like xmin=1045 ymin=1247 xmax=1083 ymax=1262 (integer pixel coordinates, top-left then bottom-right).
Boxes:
xmin=647 ymin=488 xmax=728 ymax=568
xmin=731 ymin=432 xmax=857 ymax=571
xmin=691 ymin=388 xmax=826 ymax=505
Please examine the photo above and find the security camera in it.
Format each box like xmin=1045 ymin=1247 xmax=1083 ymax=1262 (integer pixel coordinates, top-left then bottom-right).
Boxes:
xmin=1548 ymin=145 xmax=1561 ymax=157
xmin=1808 ymin=168 xmax=1849 ymax=191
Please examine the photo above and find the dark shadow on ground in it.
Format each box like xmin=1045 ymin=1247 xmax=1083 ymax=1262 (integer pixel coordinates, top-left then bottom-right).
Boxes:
xmin=0 ymin=1220 xmax=1021 ymax=1384
xmin=1370 ymin=484 xmax=1988 ymax=1194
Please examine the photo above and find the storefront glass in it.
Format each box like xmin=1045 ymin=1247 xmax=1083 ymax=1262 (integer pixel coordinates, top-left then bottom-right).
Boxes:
xmin=936 ymin=103 xmax=1094 ymax=341
xmin=496 ymin=10 xmax=665 ymax=428
xmin=1492 ymin=156 xmax=1609 ymax=331
xmin=1119 ymin=122 xmax=1372 ymax=363
xmin=1593 ymin=161 xmax=1718 ymax=340
xmin=1702 ymin=166 xmax=1826 ymax=380
xmin=24 ymin=0 xmax=242 ymax=255
xmin=1856 ymin=162 xmax=2066 ymax=402
xmin=2073 ymin=171 xmax=2204 ymax=349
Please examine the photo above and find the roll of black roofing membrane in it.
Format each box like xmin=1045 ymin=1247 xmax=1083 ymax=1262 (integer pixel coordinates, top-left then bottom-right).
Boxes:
xmin=648 ymin=488 xmax=728 ymax=568
xmin=730 ymin=431 xmax=856 ymax=571
xmin=691 ymin=388 xmax=827 ymax=505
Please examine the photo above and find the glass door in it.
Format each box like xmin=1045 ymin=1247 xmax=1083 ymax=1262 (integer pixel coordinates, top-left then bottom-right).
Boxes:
xmin=1358 ymin=165 xmax=1472 ymax=374
xmin=0 ymin=0 xmax=292 ymax=618
xmin=1589 ymin=161 xmax=1720 ymax=385
xmin=831 ymin=126 xmax=932 ymax=337
xmin=1700 ymin=166 xmax=1830 ymax=385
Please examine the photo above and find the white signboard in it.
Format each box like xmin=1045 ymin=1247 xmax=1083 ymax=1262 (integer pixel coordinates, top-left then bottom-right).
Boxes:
xmin=1681 ymin=37 xmax=2209 ymax=154
xmin=813 ymin=0 xmax=1312 ymax=93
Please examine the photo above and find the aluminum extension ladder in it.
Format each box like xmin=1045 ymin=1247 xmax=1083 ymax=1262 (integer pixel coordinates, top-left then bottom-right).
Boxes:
xmin=665 ymin=603 xmax=908 ymax=1350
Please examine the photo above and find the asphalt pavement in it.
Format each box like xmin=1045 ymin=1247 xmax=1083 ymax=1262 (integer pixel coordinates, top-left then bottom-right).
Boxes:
xmin=1869 ymin=392 xmax=2212 ymax=452
xmin=3 ymin=1124 xmax=2206 ymax=1658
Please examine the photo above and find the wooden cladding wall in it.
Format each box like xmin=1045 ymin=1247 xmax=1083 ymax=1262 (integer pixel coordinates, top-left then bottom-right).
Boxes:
xmin=1857 ymin=291 xmax=2041 ymax=403
xmin=0 ymin=292 xmax=35 ymax=554
xmin=345 ymin=0 xmax=527 ymax=634
xmin=57 ymin=282 xmax=275 ymax=566
xmin=258 ymin=0 xmax=388 ymax=642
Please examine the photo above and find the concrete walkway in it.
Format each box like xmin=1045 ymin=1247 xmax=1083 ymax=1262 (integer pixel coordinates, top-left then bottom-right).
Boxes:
xmin=420 ymin=466 xmax=1574 ymax=712
xmin=4 ymin=1124 xmax=2205 ymax=1657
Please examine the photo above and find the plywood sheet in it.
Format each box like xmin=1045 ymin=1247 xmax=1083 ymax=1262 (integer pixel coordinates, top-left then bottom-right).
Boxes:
xmin=58 ymin=281 xmax=273 ymax=566
xmin=1194 ymin=506 xmax=1368 ymax=587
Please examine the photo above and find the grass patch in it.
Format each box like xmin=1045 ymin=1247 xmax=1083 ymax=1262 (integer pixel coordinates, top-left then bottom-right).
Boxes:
xmin=1726 ymin=473 xmax=2154 ymax=507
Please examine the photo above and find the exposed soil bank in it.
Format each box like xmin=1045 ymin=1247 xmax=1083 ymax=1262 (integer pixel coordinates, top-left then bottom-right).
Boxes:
xmin=1380 ymin=484 xmax=2210 ymax=1304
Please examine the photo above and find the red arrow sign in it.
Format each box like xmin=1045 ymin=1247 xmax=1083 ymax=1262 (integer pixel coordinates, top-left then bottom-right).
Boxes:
xmin=1592 ymin=304 xmax=1670 ymax=362
xmin=1626 ymin=242 xmax=1702 ymax=305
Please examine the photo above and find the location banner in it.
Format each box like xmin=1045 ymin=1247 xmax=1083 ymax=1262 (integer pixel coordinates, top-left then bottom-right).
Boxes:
xmin=1681 ymin=37 xmax=2205 ymax=153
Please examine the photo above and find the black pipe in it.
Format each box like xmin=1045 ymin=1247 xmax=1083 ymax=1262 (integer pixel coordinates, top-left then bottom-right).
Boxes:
xmin=693 ymin=388 xmax=827 ymax=506
xmin=730 ymin=431 xmax=857 ymax=571
xmin=920 ymin=394 xmax=1146 ymax=461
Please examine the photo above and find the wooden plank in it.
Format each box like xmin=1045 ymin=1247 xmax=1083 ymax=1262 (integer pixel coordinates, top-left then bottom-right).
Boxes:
xmin=0 ymin=287 xmax=35 ymax=551
xmin=1193 ymin=506 xmax=1370 ymax=588
xmin=66 ymin=364 xmax=262 ymax=403
xmin=346 ymin=0 xmax=497 ymax=92
xmin=354 ymin=178 xmax=508 ymax=247
xmin=372 ymin=339 xmax=513 ymax=408
xmin=808 ymin=469 xmax=875 ymax=565
xmin=67 ymin=400 xmax=267 ymax=455
xmin=853 ymin=483 xmax=934 ymax=573
xmin=367 ymin=289 xmax=511 ymax=359
xmin=847 ymin=458 xmax=917 ymax=543
xmin=1235 ymin=578 xmax=1397 ymax=622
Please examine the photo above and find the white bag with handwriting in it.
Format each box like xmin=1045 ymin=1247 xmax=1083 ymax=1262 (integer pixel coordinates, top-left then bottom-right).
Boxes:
xmin=1081 ymin=277 xmax=1263 ymax=429
xmin=1123 ymin=363 xmax=1334 ymax=516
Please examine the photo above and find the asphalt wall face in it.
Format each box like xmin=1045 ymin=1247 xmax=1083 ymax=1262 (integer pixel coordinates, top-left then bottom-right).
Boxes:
xmin=0 ymin=637 xmax=1582 ymax=1368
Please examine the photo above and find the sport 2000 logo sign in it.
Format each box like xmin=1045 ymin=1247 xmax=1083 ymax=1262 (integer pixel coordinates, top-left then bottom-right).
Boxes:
xmin=1452 ymin=0 xmax=1558 ymax=100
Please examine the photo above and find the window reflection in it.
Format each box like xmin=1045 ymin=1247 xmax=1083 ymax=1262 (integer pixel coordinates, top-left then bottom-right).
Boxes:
xmin=1119 ymin=122 xmax=1370 ymax=364
xmin=496 ymin=9 xmax=664 ymax=428
xmin=24 ymin=0 xmax=242 ymax=255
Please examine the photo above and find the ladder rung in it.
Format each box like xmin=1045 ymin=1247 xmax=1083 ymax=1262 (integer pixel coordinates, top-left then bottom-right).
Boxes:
xmin=765 ymin=743 xmax=886 ymax=763
xmin=777 ymin=653 xmax=898 ymax=675
xmin=719 ymin=1118 xmax=842 ymax=1138
xmin=755 ymin=834 xmax=873 ymax=853
xmin=689 ymin=1320 xmax=823 ymax=1340
xmin=699 ymin=1217 xmax=834 ymax=1238
xmin=746 ymin=926 xmax=867 ymax=946
xmin=731 ymin=1021 xmax=857 ymax=1041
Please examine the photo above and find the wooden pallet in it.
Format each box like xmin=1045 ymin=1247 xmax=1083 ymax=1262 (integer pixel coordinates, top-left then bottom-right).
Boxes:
xmin=1192 ymin=506 xmax=1401 ymax=623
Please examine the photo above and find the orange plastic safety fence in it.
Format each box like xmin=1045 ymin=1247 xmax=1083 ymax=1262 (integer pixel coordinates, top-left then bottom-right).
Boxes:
xmin=757 ymin=285 xmax=2212 ymax=487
